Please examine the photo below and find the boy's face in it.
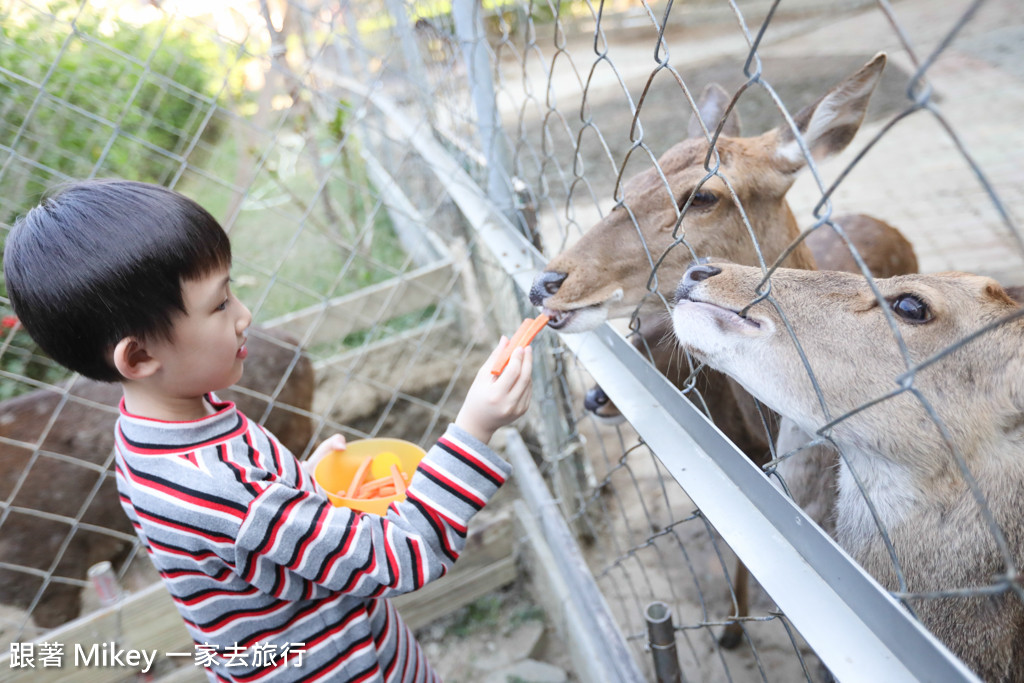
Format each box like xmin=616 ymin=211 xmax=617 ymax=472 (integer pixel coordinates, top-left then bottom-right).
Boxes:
xmin=146 ymin=266 xmax=252 ymax=400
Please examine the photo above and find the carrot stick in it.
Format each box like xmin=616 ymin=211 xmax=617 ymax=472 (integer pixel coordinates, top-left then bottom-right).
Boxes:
xmin=357 ymin=476 xmax=394 ymax=498
xmin=491 ymin=313 xmax=551 ymax=375
xmin=362 ymin=474 xmax=396 ymax=489
xmin=347 ymin=456 xmax=373 ymax=499
xmin=390 ymin=464 xmax=407 ymax=497
xmin=518 ymin=313 xmax=550 ymax=348
xmin=354 ymin=483 xmax=396 ymax=499
xmin=491 ymin=318 xmax=534 ymax=375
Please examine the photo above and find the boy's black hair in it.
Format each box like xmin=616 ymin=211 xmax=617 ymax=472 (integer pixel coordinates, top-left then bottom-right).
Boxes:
xmin=3 ymin=179 xmax=232 ymax=382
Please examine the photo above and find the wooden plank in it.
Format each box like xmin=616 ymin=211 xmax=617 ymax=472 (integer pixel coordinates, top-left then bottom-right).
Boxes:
xmin=514 ymin=500 xmax=642 ymax=683
xmin=506 ymin=431 xmax=646 ymax=683
xmin=310 ymin=318 xmax=456 ymax=374
xmin=263 ymin=259 xmax=455 ymax=347
xmin=393 ymin=554 xmax=518 ymax=631
xmin=0 ymin=582 xmax=193 ymax=683
xmin=361 ymin=152 xmax=450 ymax=267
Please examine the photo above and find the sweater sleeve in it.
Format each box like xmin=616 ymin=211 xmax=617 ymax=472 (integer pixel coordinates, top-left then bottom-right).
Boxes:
xmin=232 ymin=424 xmax=511 ymax=601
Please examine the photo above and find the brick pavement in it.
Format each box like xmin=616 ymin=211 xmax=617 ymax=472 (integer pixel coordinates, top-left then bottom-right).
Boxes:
xmin=771 ymin=0 xmax=1024 ymax=285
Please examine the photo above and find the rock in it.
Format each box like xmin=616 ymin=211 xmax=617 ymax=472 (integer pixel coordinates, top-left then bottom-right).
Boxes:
xmin=470 ymin=620 xmax=545 ymax=673
xmin=483 ymin=659 xmax=568 ymax=683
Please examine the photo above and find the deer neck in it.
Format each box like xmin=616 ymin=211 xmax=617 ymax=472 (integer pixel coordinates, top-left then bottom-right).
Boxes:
xmin=834 ymin=432 xmax=1024 ymax=557
xmin=758 ymin=202 xmax=818 ymax=271
xmin=833 ymin=444 xmax=920 ymax=554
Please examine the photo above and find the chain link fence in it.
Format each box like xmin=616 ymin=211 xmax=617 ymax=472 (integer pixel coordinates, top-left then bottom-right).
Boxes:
xmin=2 ymin=0 xmax=1023 ymax=681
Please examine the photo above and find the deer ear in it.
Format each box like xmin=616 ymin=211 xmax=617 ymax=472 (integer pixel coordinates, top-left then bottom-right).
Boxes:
xmin=687 ymin=83 xmax=742 ymax=140
xmin=775 ymin=52 xmax=886 ymax=170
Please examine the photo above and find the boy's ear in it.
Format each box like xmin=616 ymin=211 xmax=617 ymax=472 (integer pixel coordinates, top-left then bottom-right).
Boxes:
xmin=112 ymin=336 xmax=160 ymax=380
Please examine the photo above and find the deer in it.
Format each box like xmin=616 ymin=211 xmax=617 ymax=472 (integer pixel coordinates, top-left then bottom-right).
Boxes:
xmin=671 ymin=261 xmax=1024 ymax=682
xmin=529 ymin=52 xmax=919 ymax=448
xmin=0 ymin=326 xmax=315 ymax=630
xmin=528 ymin=52 xmax=919 ymax=646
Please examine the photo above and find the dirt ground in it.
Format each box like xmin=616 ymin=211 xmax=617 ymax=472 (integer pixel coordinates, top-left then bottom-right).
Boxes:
xmin=415 ymin=582 xmax=578 ymax=683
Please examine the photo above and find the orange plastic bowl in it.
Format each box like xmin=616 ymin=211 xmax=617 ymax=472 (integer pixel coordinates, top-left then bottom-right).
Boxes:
xmin=313 ymin=438 xmax=426 ymax=515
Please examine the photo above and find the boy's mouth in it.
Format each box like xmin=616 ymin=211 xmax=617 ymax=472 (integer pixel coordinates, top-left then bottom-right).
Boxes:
xmin=238 ymin=329 xmax=249 ymax=359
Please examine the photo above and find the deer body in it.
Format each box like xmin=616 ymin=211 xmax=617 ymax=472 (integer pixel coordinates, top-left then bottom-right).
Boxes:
xmin=671 ymin=263 xmax=1024 ymax=681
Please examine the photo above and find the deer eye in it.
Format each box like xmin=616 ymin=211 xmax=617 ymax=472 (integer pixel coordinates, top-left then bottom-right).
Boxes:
xmin=890 ymin=294 xmax=932 ymax=323
xmin=680 ymin=189 xmax=718 ymax=211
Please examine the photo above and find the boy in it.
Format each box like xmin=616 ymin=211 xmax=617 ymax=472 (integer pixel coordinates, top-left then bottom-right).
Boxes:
xmin=4 ymin=179 xmax=533 ymax=682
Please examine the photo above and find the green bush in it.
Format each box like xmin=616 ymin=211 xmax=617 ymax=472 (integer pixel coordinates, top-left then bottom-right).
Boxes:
xmin=0 ymin=2 xmax=224 ymax=203
xmin=0 ymin=1 xmax=227 ymax=393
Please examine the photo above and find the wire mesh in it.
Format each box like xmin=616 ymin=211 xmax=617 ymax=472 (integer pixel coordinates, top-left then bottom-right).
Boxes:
xmin=1 ymin=0 xmax=1023 ymax=681
xmin=444 ymin=0 xmax=1024 ymax=680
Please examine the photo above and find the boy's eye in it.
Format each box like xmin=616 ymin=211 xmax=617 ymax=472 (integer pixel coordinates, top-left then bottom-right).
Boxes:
xmin=216 ymin=299 xmax=229 ymax=311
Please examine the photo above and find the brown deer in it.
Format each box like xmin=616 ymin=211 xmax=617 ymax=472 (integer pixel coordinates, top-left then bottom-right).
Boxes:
xmin=0 ymin=326 xmax=314 ymax=630
xmin=671 ymin=262 xmax=1024 ymax=682
xmin=529 ymin=52 xmax=919 ymax=646
xmin=529 ymin=52 xmax=918 ymax=447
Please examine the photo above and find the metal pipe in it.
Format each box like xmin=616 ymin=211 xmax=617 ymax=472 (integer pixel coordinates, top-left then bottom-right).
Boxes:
xmin=451 ymin=0 xmax=514 ymax=216
xmin=645 ymin=601 xmax=684 ymax=683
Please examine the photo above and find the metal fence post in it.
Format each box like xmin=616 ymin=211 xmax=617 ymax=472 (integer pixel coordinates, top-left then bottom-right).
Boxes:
xmin=451 ymin=0 xmax=512 ymax=216
xmin=383 ymin=0 xmax=434 ymax=124
xmin=645 ymin=601 xmax=685 ymax=683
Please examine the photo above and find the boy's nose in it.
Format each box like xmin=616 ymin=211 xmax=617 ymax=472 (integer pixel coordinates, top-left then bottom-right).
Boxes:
xmin=237 ymin=302 xmax=253 ymax=333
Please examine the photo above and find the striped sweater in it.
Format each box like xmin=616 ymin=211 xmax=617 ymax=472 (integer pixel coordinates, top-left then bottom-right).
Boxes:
xmin=113 ymin=394 xmax=512 ymax=682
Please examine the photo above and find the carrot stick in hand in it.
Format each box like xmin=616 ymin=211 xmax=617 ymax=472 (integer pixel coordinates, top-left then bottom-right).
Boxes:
xmin=491 ymin=313 xmax=550 ymax=375
xmin=490 ymin=318 xmax=534 ymax=375
xmin=520 ymin=314 xmax=550 ymax=346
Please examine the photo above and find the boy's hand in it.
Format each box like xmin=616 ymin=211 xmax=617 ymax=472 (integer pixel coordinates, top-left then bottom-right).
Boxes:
xmin=455 ymin=337 xmax=533 ymax=444
xmin=302 ymin=434 xmax=347 ymax=476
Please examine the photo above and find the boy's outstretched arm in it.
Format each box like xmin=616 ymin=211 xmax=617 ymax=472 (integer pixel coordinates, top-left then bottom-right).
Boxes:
xmin=455 ymin=336 xmax=533 ymax=444
xmin=229 ymin=337 xmax=533 ymax=603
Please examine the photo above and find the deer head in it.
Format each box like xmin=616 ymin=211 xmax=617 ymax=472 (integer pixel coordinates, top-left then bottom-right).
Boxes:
xmin=529 ymin=53 xmax=888 ymax=333
xmin=671 ymin=262 xmax=1024 ymax=488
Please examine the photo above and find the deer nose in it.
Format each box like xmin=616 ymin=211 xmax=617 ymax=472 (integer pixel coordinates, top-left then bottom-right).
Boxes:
xmin=529 ymin=271 xmax=567 ymax=305
xmin=676 ymin=263 xmax=722 ymax=302
xmin=583 ymin=385 xmax=610 ymax=413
